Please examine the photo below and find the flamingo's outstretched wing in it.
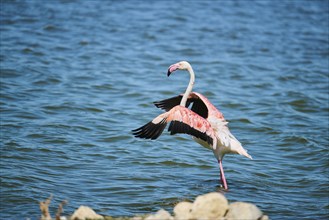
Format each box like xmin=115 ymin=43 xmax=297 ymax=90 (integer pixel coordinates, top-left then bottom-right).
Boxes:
xmin=153 ymin=95 xmax=188 ymax=111
xmin=132 ymin=118 xmax=167 ymax=140
xmin=153 ymin=93 xmax=208 ymax=119
xmin=132 ymin=105 xmax=217 ymax=148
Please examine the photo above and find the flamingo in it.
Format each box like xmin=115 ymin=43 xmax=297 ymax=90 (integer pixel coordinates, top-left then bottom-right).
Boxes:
xmin=132 ymin=61 xmax=252 ymax=190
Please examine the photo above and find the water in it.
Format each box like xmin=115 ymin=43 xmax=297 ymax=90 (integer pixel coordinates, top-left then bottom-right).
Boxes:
xmin=1 ymin=0 xmax=328 ymax=219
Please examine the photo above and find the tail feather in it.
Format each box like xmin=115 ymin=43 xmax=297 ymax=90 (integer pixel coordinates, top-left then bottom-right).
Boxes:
xmin=230 ymin=138 xmax=252 ymax=159
xmin=218 ymin=125 xmax=252 ymax=160
xmin=240 ymin=148 xmax=253 ymax=160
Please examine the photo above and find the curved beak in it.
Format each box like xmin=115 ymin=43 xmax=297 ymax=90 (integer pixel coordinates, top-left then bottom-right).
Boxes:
xmin=167 ymin=63 xmax=180 ymax=77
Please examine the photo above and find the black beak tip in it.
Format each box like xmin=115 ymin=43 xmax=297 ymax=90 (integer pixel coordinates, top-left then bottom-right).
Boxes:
xmin=167 ymin=70 xmax=171 ymax=77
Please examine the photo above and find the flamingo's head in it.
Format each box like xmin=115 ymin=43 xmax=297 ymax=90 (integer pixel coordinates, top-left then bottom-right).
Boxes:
xmin=167 ymin=61 xmax=191 ymax=76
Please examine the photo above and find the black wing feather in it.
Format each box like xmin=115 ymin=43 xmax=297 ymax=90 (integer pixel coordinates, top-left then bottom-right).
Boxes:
xmin=132 ymin=119 xmax=167 ymax=140
xmin=154 ymin=95 xmax=208 ymax=119
xmin=190 ymin=98 xmax=208 ymax=119
xmin=153 ymin=95 xmax=191 ymax=111
xmin=168 ymin=120 xmax=213 ymax=146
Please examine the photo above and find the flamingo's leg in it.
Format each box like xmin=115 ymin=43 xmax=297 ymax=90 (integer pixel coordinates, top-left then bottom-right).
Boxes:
xmin=218 ymin=160 xmax=228 ymax=190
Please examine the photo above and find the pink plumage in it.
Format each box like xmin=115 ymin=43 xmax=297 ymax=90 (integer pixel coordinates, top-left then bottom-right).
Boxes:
xmin=132 ymin=61 xmax=252 ymax=190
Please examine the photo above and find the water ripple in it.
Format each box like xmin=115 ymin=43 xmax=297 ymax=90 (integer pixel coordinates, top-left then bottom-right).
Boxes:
xmin=1 ymin=1 xmax=328 ymax=219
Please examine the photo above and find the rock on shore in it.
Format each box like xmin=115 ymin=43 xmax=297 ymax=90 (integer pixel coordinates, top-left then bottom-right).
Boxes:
xmin=139 ymin=192 xmax=269 ymax=220
xmin=43 ymin=192 xmax=269 ymax=220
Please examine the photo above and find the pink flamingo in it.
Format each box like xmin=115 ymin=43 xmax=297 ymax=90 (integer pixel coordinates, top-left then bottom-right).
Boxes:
xmin=132 ymin=61 xmax=252 ymax=190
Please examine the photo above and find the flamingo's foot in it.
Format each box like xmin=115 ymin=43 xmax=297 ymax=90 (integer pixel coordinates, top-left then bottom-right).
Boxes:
xmin=219 ymin=181 xmax=229 ymax=191
xmin=217 ymin=182 xmax=229 ymax=192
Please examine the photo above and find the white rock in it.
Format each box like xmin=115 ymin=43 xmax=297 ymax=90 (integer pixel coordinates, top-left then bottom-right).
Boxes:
xmin=70 ymin=205 xmax=104 ymax=220
xmin=145 ymin=209 xmax=173 ymax=220
xmin=225 ymin=202 xmax=263 ymax=220
xmin=173 ymin=201 xmax=193 ymax=220
xmin=131 ymin=216 xmax=144 ymax=220
xmin=190 ymin=192 xmax=228 ymax=220
xmin=260 ymin=215 xmax=270 ymax=220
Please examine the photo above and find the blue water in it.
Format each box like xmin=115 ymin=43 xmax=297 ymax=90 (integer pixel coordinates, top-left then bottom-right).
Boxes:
xmin=1 ymin=0 xmax=328 ymax=219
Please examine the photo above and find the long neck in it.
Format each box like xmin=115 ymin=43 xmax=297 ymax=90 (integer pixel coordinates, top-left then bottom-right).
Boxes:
xmin=180 ymin=66 xmax=195 ymax=106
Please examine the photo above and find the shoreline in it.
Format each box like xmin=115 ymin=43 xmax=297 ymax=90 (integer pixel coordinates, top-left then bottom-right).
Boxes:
xmin=40 ymin=192 xmax=269 ymax=220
